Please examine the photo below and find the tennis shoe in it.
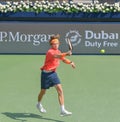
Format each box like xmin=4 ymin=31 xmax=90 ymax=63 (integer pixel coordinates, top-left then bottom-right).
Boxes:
xmin=36 ymin=104 xmax=46 ymax=113
xmin=60 ymin=109 xmax=72 ymax=116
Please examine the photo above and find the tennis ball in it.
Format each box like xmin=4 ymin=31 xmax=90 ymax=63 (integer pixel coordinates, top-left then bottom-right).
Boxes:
xmin=100 ymin=49 xmax=105 ymax=54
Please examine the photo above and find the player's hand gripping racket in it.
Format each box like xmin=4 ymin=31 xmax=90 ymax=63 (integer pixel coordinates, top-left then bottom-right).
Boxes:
xmin=66 ymin=38 xmax=73 ymax=51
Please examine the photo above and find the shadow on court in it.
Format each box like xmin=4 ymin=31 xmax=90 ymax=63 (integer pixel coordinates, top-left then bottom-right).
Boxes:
xmin=2 ymin=112 xmax=65 ymax=122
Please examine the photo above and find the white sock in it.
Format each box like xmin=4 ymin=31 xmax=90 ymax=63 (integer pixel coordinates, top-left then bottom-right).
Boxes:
xmin=38 ymin=102 xmax=42 ymax=107
xmin=60 ymin=105 xmax=65 ymax=111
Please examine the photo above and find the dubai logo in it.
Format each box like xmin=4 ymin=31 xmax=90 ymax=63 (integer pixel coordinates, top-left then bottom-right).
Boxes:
xmin=65 ymin=30 xmax=82 ymax=46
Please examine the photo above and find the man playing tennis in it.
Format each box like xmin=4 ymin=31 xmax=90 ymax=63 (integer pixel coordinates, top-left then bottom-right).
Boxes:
xmin=36 ymin=34 xmax=75 ymax=116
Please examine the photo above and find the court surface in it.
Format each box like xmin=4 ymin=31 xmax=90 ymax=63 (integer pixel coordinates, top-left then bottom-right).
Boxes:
xmin=0 ymin=55 xmax=120 ymax=122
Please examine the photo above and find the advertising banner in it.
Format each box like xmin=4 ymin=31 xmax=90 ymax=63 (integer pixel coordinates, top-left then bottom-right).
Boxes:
xmin=0 ymin=22 xmax=120 ymax=54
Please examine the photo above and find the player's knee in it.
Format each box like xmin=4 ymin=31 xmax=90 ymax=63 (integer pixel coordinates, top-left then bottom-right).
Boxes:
xmin=57 ymin=89 xmax=63 ymax=96
xmin=55 ymin=84 xmax=63 ymax=96
xmin=41 ymin=89 xmax=46 ymax=95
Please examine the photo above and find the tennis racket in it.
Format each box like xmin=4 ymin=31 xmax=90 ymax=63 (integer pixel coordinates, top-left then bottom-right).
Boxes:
xmin=66 ymin=38 xmax=73 ymax=51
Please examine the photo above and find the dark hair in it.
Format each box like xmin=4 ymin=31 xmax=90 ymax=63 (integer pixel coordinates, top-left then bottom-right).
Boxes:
xmin=49 ymin=34 xmax=60 ymax=44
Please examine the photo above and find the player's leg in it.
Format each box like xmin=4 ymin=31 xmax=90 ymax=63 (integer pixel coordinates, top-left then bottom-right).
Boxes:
xmin=55 ymin=84 xmax=64 ymax=105
xmin=36 ymin=71 xmax=48 ymax=113
xmin=38 ymin=89 xmax=46 ymax=102
xmin=36 ymin=89 xmax=47 ymax=113
xmin=55 ymin=84 xmax=72 ymax=116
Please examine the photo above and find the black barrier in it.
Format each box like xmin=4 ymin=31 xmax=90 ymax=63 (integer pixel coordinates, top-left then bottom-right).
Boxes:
xmin=0 ymin=22 xmax=120 ymax=55
xmin=1 ymin=12 xmax=120 ymax=22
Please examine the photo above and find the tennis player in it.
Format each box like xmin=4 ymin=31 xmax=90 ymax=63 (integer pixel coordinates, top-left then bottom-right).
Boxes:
xmin=36 ymin=34 xmax=75 ymax=116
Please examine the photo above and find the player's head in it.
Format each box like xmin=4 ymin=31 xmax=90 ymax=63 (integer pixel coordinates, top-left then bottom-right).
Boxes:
xmin=49 ymin=34 xmax=60 ymax=45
